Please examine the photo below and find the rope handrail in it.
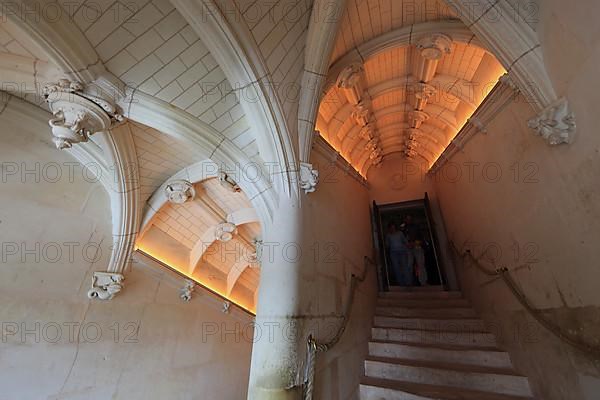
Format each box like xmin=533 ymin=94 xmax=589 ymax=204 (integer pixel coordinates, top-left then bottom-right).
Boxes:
xmin=449 ymin=240 xmax=600 ymax=358
xmin=303 ymin=255 xmax=374 ymax=400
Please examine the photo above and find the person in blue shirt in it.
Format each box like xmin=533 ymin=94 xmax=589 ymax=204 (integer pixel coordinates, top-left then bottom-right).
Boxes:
xmin=385 ymin=222 xmax=411 ymax=286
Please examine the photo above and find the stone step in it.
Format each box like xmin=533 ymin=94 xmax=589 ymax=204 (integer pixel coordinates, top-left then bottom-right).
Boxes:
xmin=374 ymin=316 xmax=488 ymax=332
xmin=376 ymin=306 xmax=478 ymax=318
xmin=364 ymin=357 xmax=532 ymax=397
xmin=372 ymin=327 xmax=498 ymax=348
xmin=368 ymin=341 xmax=512 ymax=369
xmin=389 ymin=285 xmax=445 ymax=292
xmin=379 ymin=291 xmax=463 ymax=300
xmin=360 ymin=376 xmax=534 ymax=400
xmin=377 ymin=297 xmax=471 ymax=308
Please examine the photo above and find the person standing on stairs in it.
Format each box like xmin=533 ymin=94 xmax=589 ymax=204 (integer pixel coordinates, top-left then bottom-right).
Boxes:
xmin=413 ymin=239 xmax=428 ymax=285
xmin=403 ymin=215 xmax=417 ymax=285
xmin=385 ymin=222 xmax=411 ymax=286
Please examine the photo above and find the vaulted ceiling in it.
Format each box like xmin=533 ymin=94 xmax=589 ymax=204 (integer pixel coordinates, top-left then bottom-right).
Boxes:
xmin=0 ymin=0 xmax=269 ymax=312
xmin=316 ymin=0 xmax=506 ymax=177
xmin=137 ymin=176 xmax=262 ymax=312
xmin=0 ymin=0 xmax=557 ymax=312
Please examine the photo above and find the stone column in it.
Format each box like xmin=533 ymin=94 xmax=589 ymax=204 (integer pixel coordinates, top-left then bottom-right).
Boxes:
xmin=247 ymin=197 xmax=306 ymax=400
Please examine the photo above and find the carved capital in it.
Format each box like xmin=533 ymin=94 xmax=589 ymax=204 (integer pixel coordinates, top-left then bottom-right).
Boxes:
xmin=43 ymin=79 xmax=124 ymax=149
xmin=299 ymin=162 xmax=319 ymax=194
xmin=165 ymin=180 xmax=195 ymax=204
xmin=416 ymin=33 xmax=453 ymax=60
xmin=87 ymin=272 xmax=124 ymax=300
xmin=215 ymin=222 xmax=237 ymax=242
xmin=528 ymin=98 xmax=575 ymax=145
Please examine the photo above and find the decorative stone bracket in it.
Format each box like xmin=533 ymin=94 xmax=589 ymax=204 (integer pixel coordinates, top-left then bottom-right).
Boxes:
xmin=88 ymin=272 xmax=124 ymax=300
xmin=528 ymin=97 xmax=575 ymax=145
xmin=165 ymin=179 xmax=196 ymax=204
xmin=219 ymin=171 xmax=241 ymax=193
xmin=299 ymin=162 xmax=319 ymax=194
xmin=336 ymin=63 xmax=364 ymax=106
xmin=222 ymin=301 xmax=231 ymax=314
xmin=180 ymin=279 xmax=196 ymax=302
xmin=416 ymin=33 xmax=452 ymax=60
xmin=43 ymin=79 xmax=124 ymax=149
xmin=215 ymin=222 xmax=237 ymax=242
xmin=249 ymin=239 xmax=263 ymax=266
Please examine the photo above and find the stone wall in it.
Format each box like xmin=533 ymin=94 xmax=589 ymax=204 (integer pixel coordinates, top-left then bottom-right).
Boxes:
xmin=433 ymin=86 xmax=600 ymax=399
xmin=304 ymin=147 xmax=378 ymax=400
xmin=0 ymin=97 xmax=254 ymax=400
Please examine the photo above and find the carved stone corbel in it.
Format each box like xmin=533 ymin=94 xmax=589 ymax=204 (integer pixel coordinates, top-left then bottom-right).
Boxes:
xmin=371 ymin=155 xmax=383 ymax=166
xmin=528 ymin=98 xmax=575 ymax=145
xmin=359 ymin=125 xmax=375 ymax=141
xmin=180 ymin=279 xmax=196 ymax=302
xmin=43 ymin=79 xmax=124 ymax=149
xmin=369 ymin=148 xmax=383 ymax=166
xmin=249 ymin=239 xmax=263 ymax=266
xmin=499 ymin=73 xmax=519 ymax=91
xmin=416 ymin=33 xmax=453 ymax=60
xmin=468 ymin=116 xmax=487 ymax=134
xmin=404 ymin=148 xmax=418 ymax=158
xmin=222 ymin=301 xmax=231 ymax=314
xmin=299 ymin=162 xmax=319 ymax=194
xmin=215 ymin=222 xmax=237 ymax=242
xmin=364 ymin=138 xmax=379 ymax=152
xmin=414 ymin=83 xmax=438 ymax=109
xmin=352 ymin=104 xmax=371 ymax=127
xmin=406 ymin=139 xmax=419 ymax=150
xmin=219 ymin=171 xmax=241 ymax=193
xmin=165 ymin=180 xmax=195 ymax=204
xmin=408 ymin=110 xmax=430 ymax=129
xmin=415 ymin=34 xmax=452 ymax=83
xmin=87 ymin=272 xmax=124 ymax=300
xmin=336 ymin=63 xmax=364 ymax=106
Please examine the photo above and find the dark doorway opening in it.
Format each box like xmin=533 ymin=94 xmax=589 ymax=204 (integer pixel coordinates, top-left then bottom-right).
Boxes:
xmin=371 ymin=194 xmax=446 ymax=291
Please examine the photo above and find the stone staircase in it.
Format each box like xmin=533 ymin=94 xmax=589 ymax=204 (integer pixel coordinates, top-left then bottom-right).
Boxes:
xmin=360 ymin=286 xmax=535 ymax=400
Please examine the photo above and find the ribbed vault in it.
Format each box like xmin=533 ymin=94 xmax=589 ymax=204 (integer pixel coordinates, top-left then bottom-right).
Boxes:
xmin=317 ymin=9 xmax=506 ymax=177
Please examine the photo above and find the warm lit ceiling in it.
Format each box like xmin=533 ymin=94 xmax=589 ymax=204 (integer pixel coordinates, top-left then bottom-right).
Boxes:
xmin=137 ymin=176 xmax=262 ymax=313
xmin=316 ymin=0 xmax=506 ymax=178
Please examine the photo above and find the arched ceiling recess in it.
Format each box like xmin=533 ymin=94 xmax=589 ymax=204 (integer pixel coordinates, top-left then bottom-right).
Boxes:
xmin=316 ymin=18 xmax=506 ymax=177
xmin=136 ymin=176 xmax=262 ymax=312
xmin=0 ymin=0 xmax=298 ymax=201
xmin=0 ymin=1 xmax=279 ymax=302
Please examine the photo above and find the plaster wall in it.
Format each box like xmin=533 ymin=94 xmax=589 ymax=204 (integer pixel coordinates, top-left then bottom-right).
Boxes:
xmin=0 ymin=97 xmax=254 ymax=400
xmin=367 ymin=153 xmax=436 ymax=205
xmin=301 ymin=148 xmax=378 ymax=400
xmin=433 ymin=59 xmax=600 ymax=400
